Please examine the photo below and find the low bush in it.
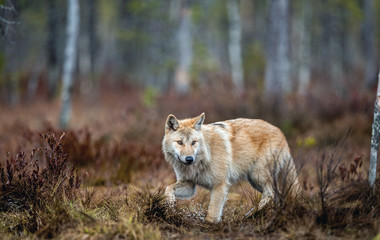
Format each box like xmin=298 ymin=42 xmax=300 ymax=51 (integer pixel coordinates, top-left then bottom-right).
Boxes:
xmin=0 ymin=133 xmax=80 ymax=237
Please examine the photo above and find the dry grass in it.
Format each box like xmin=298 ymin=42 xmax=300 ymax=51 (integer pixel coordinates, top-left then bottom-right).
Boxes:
xmin=0 ymin=87 xmax=377 ymax=239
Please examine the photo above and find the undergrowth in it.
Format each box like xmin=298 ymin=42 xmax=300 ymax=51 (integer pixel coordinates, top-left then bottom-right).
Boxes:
xmin=0 ymin=127 xmax=378 ymax=239
xmin=0 ymin=87 xmax=376 ymax=239
xmin=0 ymin=133 xmax=80 ymax=238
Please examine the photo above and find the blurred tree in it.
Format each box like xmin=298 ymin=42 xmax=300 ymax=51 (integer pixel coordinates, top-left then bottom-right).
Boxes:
xmin=115 ymin=0 xmax=175 ymax=90
xmin=79 ymin=0 xmax=97 ymax=95
xmin=316 ymin=1 xmax=347 ymax=95
xmin=191 ymin=0 xmax=227 ymax=88
xmin=227 ymin=0 xmax=244 ymax=96
xmin=292 ymin=0 xmax=311 ymax=96
xmin=264 ymin=0 xmax=290 ymax=100
xmin=0 ymin=0 xmax=17 ymax=37
xmin=241 ymin=0 xmax=266 ymax=88
xmin=363 ymin=0 xmax=376 ymax=89
xmin=1 ymin=0 xmax=19 ymax=105
xmin=174 ymin=0 xmax=193 ymax=95
xmin=0 ymin=0 xmax=379 ymax=103
xmin=369 ymin=69 xmax=380 ymax=190
xmin=46 ymin=0 xmax=59 ymax=99
xmin=60 ymin=0 xmax=80 ymax=129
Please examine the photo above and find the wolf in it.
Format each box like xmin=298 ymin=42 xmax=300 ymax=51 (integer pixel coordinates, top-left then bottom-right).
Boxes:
xmin=162 ymin=113 xmax=299 ymax=223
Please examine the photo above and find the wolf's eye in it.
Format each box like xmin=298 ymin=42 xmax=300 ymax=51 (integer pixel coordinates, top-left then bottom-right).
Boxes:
xmin=191 ymin=141 xmax=197 ymax=146
xmin=177 ymin=141 xmax=183 ymax=145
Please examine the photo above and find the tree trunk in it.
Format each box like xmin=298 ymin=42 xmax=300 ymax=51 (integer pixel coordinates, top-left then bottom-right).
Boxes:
xmin=227 ymin=0 xmax=244 ymax=96
xmin=369 ymin=69 xmax=380 ymax=190
xmin=27 ymin=61 xmax=43 ymax=101
xmin=79 ymin=0 xmax=97 ymax=96
xmin=174 ymin=0 xmax=193 ymax=95
xmin=46 ymin=0 xmax=59 ymax=99
xmin=330 ymin=7 xmax=344 ymax=95
xmin=363 ymin=0 xmax=376 ymax=89
xmin=295 ymin=0 xmax=311 ymax=96
xmin=88 ymin=0 xmax=97 ymax=77
xmin=264 ymin=0 xmax=290 ymax=99
xmin=59 ymin=0 xmax=80 ymax=129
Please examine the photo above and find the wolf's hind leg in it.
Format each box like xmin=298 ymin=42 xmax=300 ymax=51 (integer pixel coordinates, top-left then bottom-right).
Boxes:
xmin=247 ymin=168 xmax=274 ymax=212
xmin=245 ymin=184 xmax=273 ymax=217
xmin=257 ymin=185 xmax=273 ymax=210
xmin=165 ymin=181 xmax=196 ymax=205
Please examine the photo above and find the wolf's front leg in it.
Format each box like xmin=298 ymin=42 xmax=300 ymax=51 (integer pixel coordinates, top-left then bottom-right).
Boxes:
xmin=206 ymin=183 xmax=230 ymax=223
xmin=165 ymin=181 xmax=196 ymax=205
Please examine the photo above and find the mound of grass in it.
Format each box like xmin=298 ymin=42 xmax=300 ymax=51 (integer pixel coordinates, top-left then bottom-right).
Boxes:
xmin=0 ymin=133 xmax=80 ymax=238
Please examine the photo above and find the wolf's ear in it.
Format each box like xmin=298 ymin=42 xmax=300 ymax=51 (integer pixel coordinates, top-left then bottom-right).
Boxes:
xmin=166 ymin=114 xmax=179 ymax=131
xmin=193 ymin=113 xmax=205 ymax=131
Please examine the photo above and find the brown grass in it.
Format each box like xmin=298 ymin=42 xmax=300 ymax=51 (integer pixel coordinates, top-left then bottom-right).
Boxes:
xmin=0 ymin=86 xmax=377 ymax=239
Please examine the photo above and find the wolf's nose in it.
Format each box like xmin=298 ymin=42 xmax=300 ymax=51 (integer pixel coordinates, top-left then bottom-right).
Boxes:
xmin=185 ymin=156 xmax=194 ymax=164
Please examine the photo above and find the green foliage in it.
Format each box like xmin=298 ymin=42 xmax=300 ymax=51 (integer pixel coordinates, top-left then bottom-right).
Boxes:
xmin=142 ymin=86 xmax=158 ymax=108
xmin=297 ymin=136 xmax=317 ymax=148
xmin=127 ymin=0 xmax=162 ymax=17
xmin=98 ymin=0 xmax=117 ymax=25
xmin=329 ymin=0 xmax=363 ymax=20
xmin=243 ymin=43 xmax=266 ymax=89
xmin=191 ymin=40 xmax=218 ymax=85
xmin=280 ymin=120 xmax=295 ymax=137
xmin=116 ymin=29 xmax=150 ymax=45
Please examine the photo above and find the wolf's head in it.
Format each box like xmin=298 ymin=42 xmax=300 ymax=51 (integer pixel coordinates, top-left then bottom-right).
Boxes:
xmin=163 ymin=113 xmax=205 ymax=166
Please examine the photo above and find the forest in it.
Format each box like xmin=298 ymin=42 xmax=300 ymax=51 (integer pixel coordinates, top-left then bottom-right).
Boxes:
xmin=0 ymin=0 xmax=380 ymax=239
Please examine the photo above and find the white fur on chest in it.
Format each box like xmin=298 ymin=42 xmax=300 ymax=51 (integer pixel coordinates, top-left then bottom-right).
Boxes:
xmin=172 ymin=156 xmax=214 ymax=189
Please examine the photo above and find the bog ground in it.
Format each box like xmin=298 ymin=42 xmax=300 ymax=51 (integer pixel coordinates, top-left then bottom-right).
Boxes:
xmin=0 ymin=89 xmax=378 ymax=239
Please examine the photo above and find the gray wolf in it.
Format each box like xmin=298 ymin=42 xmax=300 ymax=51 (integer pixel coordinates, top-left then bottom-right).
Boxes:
xmin=162 ymin=113 xmax=299 ymax=222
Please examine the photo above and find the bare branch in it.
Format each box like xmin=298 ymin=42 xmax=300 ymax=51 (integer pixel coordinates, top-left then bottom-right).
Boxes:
xmin=0 ymin=5 xmax=13 ymax=11
xmin=0 ymin=1 xmax=18 ymax=38
xmin=0 ymin=15 xmax=18 ymax=25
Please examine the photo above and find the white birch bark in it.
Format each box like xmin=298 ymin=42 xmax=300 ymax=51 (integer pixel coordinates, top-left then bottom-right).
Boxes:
xmin=59 ymin=0 xmax=80 ymax=129
xmin=369 ymin=69 xmax=380 ymax=190
xmin=264 ymin=0 xmax=290 ymax=98
xmin=227 ymin=0 xmax=244 ymax=96
xmin=174 ymin=0 xmax=193 ymax=95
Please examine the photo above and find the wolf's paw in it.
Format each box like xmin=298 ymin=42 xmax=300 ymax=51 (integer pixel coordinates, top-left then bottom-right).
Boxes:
xmin=205 ymin=215 xmax=220 ymax=223
xmin=164 ymin=186 xmax=176 ymax=206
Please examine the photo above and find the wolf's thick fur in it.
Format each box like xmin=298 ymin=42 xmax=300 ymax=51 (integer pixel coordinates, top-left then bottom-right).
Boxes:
xmin=162 ymin=113 xmax=299 ymax=222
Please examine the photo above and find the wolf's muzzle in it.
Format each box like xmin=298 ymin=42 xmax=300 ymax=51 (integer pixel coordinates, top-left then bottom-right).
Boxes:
xmin=185 ymin=156 xmax=194 ymax=165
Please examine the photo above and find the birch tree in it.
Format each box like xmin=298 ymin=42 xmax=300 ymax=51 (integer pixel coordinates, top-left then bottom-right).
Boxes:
xmin=59 ymin=0 xmax=80 ymax=129
xmin=174 ymin=0 xmax=193 ymax=95
xmin=227 ymin=0 xmax=244 ymax=96
xmin=369 ymin=69 xmax=380 ymax=190
xmin=264 ymin=0 xmax=290 ymax=99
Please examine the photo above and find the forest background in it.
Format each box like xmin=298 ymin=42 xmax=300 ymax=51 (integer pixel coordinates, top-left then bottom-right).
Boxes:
xmin=0 ymin=0 xmax=380 ymax=239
